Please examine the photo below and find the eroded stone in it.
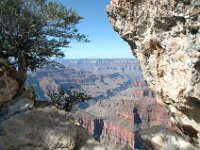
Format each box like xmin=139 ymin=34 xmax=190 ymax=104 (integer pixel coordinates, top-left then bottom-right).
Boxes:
xmin=107 ymin=0 xmax=200 ymax=149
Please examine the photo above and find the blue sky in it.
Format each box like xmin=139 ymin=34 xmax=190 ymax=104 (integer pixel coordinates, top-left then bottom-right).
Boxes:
xmin=58 ymin=0 xmax=133 ymax=58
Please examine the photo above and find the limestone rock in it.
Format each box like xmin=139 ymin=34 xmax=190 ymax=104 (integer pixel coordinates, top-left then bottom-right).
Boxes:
xmin=0 ymin=104 xmax=77 ymax=149
xmin=107 ymin=0 xmax=200 ymax=149
xmin=0 ymin=98 xmax=34 ymax=121
xmin=0 ymin=76 xmax=18 ymax=105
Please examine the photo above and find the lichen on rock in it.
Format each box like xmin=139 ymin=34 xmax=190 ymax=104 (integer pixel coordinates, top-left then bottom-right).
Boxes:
xmin=107 ymin=0 xmax=200 ymax=149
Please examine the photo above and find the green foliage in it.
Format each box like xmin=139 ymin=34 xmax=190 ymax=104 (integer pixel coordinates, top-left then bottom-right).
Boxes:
xmin=0 ymin=58 xmax=9 ymax=76
xmin=0 ymin=58 xmax=17 ymax=77
xmin=47 ymin=86 xmax=92 ymax=111
xmin=27 ymin=85 xmax=38 ymax=100
xmin=0 ymin=0 xmax=89 ymax=90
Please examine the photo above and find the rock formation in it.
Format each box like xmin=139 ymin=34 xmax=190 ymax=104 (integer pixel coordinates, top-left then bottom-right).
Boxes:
xmin=75 ymin=97 xmax=173 ymax=149
xmin=107 ymin=0 xmax=200 ymax=149
xmin=27 ymin=59 xmax=141 ymax=101
xmin=0 ymin=60 xmax=19 ymax=105
xmin=0 ymin=93 xmax=82 ymax=150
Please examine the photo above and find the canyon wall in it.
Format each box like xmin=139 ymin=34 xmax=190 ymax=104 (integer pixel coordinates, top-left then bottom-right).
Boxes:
xmin=107 ymin=0 xmax=200 ymax=149
xmin=75 ymin=96 xmax=173 ymax=149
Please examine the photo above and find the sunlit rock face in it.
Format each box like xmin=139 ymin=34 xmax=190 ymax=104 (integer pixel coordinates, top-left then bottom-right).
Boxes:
xmin=107 ymin=0 xmax=200 ymax=149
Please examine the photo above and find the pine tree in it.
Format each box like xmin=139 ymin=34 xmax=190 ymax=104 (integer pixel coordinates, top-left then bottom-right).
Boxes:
xmin=0 ymin=0 xmax=88 ymax=94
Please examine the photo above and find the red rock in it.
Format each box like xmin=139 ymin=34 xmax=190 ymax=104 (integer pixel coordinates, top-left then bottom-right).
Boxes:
xmin=75 ymin=97 xmax=176 ymax=149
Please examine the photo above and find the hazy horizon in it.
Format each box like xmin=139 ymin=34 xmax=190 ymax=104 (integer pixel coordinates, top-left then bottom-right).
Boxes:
xmin=60 ymin=57 xmax=135 ymax=59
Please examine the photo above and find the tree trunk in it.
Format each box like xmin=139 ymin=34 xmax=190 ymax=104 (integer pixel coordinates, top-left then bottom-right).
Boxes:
xmin=16 ymin=54 xmax=27 ymax=96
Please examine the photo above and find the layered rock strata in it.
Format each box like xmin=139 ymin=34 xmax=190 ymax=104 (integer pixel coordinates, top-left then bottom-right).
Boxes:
xmin=107 ymin=0 xmax=200 ymax=149
xmin=75 ymin=98 xmax=173 ymax=149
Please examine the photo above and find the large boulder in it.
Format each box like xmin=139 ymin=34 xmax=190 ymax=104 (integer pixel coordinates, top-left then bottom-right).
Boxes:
xmin=107 ymin=0 xmax=200 ymax=149
xmin=0 ymin=98 xmax=34 ymax=122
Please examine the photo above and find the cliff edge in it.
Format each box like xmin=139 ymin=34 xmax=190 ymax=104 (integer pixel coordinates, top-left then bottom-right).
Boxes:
xmin=0 ymin=75 xmax=125 ymax=150
xmin=107 ymin=0 xmax=200 ymax=149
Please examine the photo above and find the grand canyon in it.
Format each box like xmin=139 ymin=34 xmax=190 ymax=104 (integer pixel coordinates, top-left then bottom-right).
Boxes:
xmin=27 ymin=58 xmax=173 ymax=149
xmin=1 ymin=0 xmax=199 ymax=149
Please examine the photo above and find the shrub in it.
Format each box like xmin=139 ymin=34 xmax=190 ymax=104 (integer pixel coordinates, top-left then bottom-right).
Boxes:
xmin=47 ymin=86 xmax=91 ymax=111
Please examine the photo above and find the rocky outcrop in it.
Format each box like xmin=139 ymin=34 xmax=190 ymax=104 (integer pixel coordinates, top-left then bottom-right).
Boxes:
xmin=0 ymin=60 xmax=19 ymax=105
xmin=107 ymin=0 xmax=200 ymax=149
xmin=0 ymin=76 xmax=18 ymax=105
xmin=0 ymin=99 xmax=77 ymax=149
